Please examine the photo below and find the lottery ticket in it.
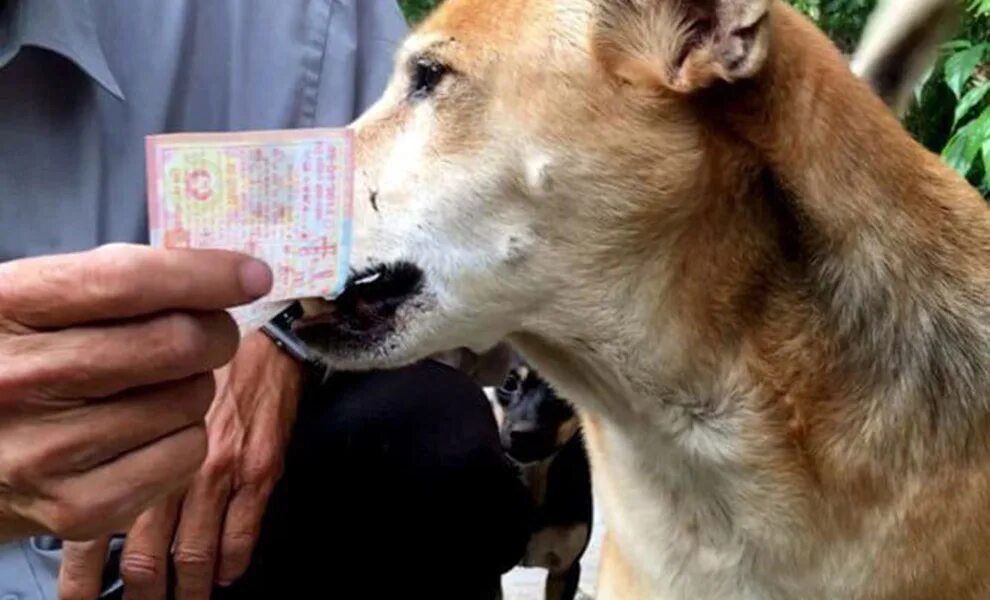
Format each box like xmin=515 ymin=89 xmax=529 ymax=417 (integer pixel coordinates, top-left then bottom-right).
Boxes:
xmin=145 ymin=128 xmax=354 ymax=331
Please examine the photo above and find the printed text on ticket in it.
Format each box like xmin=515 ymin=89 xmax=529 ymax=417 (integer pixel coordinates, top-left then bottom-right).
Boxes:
xmin=145 ymin=128 xmax=353 ymax=331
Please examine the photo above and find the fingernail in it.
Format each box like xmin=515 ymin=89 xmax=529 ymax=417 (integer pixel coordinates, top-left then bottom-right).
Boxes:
xmin=239 ymin=259 xmax=273 ymax=298
xmin=217 ymin=579 xmax=233 ymax=587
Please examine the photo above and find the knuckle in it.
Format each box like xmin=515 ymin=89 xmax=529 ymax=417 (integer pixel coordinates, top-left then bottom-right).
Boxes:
xmin=43 ymin=501 xmax=94 ymax=540
xmin=60 ymin=542 xmax=107 ymax=586
xmin=120 ymin=551 xmax=166 ymax=588
xmin=223 ymin=531 xmax=255 ymax=554
xmin=202 ymin=449 xmax=236 ymax=481
xmin=172 ymin=545 xmax=216 ymax=574
xmin=2 ymin=453 xmax=33 ymax=490
xmin=1 ymin=445 xmax=48 ymax=493
xmin=42 ymin=495 xmax=131 ymax=541
xmin=150 ymin=312 xmax=209 ymax=366
xmin=242 ymin=455 xmax=282 ymax=486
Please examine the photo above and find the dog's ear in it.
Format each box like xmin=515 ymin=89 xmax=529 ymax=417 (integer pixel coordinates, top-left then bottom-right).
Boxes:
xmin=593 ymin=0 xmax=771 ymax=93
xmin=850 ymin=0 xmax=961 ymax=117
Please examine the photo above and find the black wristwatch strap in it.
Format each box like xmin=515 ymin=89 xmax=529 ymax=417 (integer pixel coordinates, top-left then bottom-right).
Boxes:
xmin=259 ymin=301 xmax=316 ymax=365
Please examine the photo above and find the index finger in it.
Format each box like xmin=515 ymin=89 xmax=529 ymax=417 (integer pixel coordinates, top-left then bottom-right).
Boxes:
xmin=121 ymin=495 xmax=183 ymax=600
xmin=0 ymin=244 xmax=272 ymax=328
xmin=59 ymin=536 xmax=112 ymax=600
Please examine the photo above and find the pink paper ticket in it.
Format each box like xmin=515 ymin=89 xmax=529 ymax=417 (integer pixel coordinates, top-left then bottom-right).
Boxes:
xmin=145 ymin=128 xmax=353 ymax=330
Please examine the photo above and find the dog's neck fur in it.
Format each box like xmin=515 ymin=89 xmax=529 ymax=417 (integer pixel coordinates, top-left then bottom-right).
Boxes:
xmin=717 ymin=3 xmax=990 ymax=473
xmin=511 ymin=4 xmax=990 ymax=596
xmin=521 ymin=0 xmax=990 ymax=474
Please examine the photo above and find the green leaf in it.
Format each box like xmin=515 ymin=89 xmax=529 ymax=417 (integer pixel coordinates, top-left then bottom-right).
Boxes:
xmin=943 ymin=106 xmax=990 ymax=176
xmin=398 ymin=0 xmax=440 ymax=23
xmin=942 ymin=40 xmax=975 ymax=53
xmin=953 ymin=82 xmax=990 ymax=130
xmin=970 ymin=0 xmax=990 ymax=16
xmin=944 ymin=44 xmax=987 ymax=99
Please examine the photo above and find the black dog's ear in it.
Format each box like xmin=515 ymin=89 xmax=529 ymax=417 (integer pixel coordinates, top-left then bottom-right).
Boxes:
xmin=593 ymin=0 xmax=771 ymax=93
xmin=434 ymin=343 xmax=517 ymax=388
xmin=851 ymin=0 xmax=961 ymax=117
xmin=473 ymin=342 xmax=516 ymax=388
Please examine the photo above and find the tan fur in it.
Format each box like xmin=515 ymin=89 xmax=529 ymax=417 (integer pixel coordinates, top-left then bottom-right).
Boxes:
xmin=312 ymin=0 xmax=990 ymax=597
xmin=556 ymin=414 xmax=581 ymax=447
xmin=597 ymin=531 xmax=650 ymax=599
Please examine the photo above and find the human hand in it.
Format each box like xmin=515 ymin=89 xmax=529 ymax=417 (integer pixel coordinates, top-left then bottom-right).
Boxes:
xmin=0 ymin=244 xmax=272 ymax=542
xmin=59 ymin=331 xmax=303 ymax=600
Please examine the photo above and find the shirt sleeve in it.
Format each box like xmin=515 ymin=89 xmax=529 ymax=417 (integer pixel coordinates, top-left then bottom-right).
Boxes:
xmin=314 ymin=0 xmax=409 ymax=126
xmin=354 ymin=0 xmax=409 ymax=114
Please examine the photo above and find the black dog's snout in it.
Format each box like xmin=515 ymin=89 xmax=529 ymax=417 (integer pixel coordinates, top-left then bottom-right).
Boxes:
xmin=510 ymin=428 xmax=539 ymax=448
xmin=506 ymin=427 xmax=554 ymax=463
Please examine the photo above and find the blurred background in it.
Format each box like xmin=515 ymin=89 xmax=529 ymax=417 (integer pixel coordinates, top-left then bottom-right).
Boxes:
xmin=398 ymin=0 xmax=990 ymax=197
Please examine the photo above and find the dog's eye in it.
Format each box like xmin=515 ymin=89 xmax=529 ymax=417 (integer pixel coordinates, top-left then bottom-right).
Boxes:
xmin=410 ymin=58 xmax=449 ymax=99
xmin=500 ymin=373 xmax=520 ymax=393
xmin=495 ymin=388 xmax=513 ymax=407
xmin=495 ymin=373 xmax=520 ymax=406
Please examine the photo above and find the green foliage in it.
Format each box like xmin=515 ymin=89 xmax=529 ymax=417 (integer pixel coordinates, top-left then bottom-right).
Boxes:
xmin=398 ymin=0 xmax=440 ymax=24
xmin=790 ymin=0 xmax=990 ymax=195
xmin=939 ymin=23 xmax=990 ymax=194
xmin=396 ymin=0 xmax=989 ymax=195
xmin=789 ymin=0 xmax=877 ymax=52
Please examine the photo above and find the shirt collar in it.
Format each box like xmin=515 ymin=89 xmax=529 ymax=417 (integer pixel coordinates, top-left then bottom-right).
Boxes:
xmin=0 ymin=0 xmax=124 ymax=100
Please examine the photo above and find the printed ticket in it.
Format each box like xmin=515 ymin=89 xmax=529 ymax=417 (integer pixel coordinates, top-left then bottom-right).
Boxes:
xmin=145 ymin=128 xmax=354 ymax=330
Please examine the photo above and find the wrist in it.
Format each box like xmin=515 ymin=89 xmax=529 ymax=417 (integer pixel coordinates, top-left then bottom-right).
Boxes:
xmin=259 ymin=302 xmax=316 ymax=366
xmin=248 ymin=330 xmax=303 ymax=382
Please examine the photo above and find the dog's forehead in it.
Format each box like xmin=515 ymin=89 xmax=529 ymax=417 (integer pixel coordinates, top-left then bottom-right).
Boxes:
xmin=411 ymin=0 xmax=592 ymax=65
xmin=420 ymin=0 xmax=540 ymax=42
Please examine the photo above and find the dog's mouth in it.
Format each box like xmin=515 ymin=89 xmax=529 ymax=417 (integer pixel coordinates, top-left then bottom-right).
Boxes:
xmin=292 ymin=261 xmax=424 ymax=344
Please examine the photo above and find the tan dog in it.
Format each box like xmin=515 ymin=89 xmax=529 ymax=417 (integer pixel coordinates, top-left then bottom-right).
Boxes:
xmin=294 ymin=0 xmax=990 ymax=598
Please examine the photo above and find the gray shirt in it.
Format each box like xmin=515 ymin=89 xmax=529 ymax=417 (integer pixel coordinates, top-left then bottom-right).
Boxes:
xmin=0 ymin=0 xmax=407 ymax=596
xmin=0 ymin=0 xmax=406 ymax=259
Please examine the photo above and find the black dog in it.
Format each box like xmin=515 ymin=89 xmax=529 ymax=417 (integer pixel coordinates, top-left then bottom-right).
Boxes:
xmin=495 ymin=358 xmax=594 ymax=600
